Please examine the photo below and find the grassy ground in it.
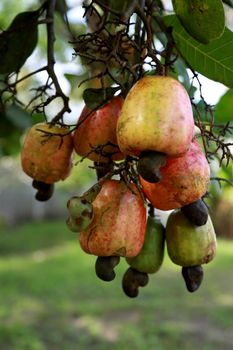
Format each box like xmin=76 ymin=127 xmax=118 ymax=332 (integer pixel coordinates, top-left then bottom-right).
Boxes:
xmin=0 ymin=220 xmax=232 ymax=350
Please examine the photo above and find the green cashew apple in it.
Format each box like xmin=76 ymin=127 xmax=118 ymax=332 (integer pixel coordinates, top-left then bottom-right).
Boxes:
xmin=126 ymin=216 xmax=165 ymax=274
xmin=172 ymin=0 xmax=225 ymax=44
xmin=66 ymin=217 xmax=81 ymax=233
xmin=67 ymin=197 xmax=93 ymax=218
xmin=66 ymin=197 xmax=94 ymax=232
xmin=165 ymin=210 xmax=217 ymax=267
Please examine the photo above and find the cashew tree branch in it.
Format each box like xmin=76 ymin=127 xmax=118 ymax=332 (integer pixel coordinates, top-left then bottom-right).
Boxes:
xmin=45 ymin=0 xmax=71 ymax=123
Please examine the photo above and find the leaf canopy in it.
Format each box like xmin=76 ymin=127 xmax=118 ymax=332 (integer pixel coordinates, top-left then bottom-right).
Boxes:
xmin=163 ymin=15 xmax=233 ymax=89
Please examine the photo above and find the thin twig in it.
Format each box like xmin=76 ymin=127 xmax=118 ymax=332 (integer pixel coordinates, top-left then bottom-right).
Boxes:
xmin=8 ymin=66 xmax=48 ymax=87
xmin=210 ymin=177 xmax=233 ymax=187
xmin=135 ymin=5 xmax=164 ymax=75
xmin=46 ymin=0 xmax=71 ymax=123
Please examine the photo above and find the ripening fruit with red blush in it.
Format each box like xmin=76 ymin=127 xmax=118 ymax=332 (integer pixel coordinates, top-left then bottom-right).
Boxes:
xmin=73 ymin=96 xmax=125 ymax=163
xmin=140 ymin=140 xmax=210 ymax=210
xmin=117 ymin=76 xmax=195 ymax=157
xmin=21 ymin=123 xmax=73 ymax=184
xmin=79 ymin=179 xmax=147 ymax=258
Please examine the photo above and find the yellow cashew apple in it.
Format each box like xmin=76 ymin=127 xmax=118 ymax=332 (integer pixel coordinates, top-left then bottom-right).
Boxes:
xmin=117 ymin=75 xmax=194 ymax=157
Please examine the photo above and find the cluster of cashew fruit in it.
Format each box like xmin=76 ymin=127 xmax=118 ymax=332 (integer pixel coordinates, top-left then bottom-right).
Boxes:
xmin=21 ymin=76 xmax=217 ymax=297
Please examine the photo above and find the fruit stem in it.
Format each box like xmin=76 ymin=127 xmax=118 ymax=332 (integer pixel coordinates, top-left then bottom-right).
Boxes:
xmin=149 ymin=204 xmax=155 ymax=217
xmin=94 ymin=161 xmax=114 ymax=180
xmin=138 ymin=151 xmax=166 ymax=183
xmin=82 ymin=167 xmax=115 ymax=203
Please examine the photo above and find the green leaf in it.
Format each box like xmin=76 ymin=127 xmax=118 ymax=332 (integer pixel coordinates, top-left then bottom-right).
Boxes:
xmin=0 ymin=104 xmax=43 ymax=155
xmin=64 ymin=74 xmax=80 ymax=90
xmin=5 ymin=104 xmax=32 ymax=129
xmin=0 ymin=105 xmax=30 ymax=156
xmin=83 ymin=87 xmax=119 ymax=110
xmin=163 ymin=15 xmax=233 ymax=88
xmin=55 ymin=0 xmax=69 ymax=18
xmin=108 ymin=67 xmax=129 ymax=85
xmin=0 ymin=10 xmax=40 ymax=74
xmin=172 ymin=58 xmax=190 ymax=90
xmin=107 ymin=0 xmax=137 ymax=16
xmin=215 ymin=89 xmax=233 ymax=122
xmin=223 ymin=0 xmax=233 ymax=8
xmin=172 ymin=0 xmax=225 ymax=44
xmin=106 ymin=0 xmax=137 ymax=34
xmin=193 ymin=99 xmax=207 ymax=121
xmin=220 ymin=162 xmax=233 ymax=180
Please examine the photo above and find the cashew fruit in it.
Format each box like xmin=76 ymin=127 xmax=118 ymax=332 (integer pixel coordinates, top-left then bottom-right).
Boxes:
xmin=140 ymin=140 xmax=210 ymax=210
xmin=21 ymin=123 xmax=73 ymax=184
xmin=117 ymin=76 xmax=194 ymax=157
xmin=165 ymin=209 xmax=217 ymax=267
xmin=126 ymin=216 xmax=165 ymax=274
xmin=73 ymin=96 xmax=124 ymax=163
xmin=79 ymin=179 xmax=147 ymax=257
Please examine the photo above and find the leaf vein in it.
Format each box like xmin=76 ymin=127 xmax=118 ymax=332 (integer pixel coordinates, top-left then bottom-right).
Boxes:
xmin=175 ymin=31 xmax=233 ymax=75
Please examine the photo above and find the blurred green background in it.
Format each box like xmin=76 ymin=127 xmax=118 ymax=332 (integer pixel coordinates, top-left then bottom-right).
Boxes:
xmin=0 ymin=221 xmax=232 ymax=350
xmin=0 ymin=1 xmax=233 ymax=349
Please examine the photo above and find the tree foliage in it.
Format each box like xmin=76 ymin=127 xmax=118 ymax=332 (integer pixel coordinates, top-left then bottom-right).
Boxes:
xmin=0 ymin=0 xmax=232 ymax=189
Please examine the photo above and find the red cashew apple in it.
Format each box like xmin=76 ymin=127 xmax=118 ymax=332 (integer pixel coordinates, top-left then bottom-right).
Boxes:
xmin=117 ymin=76 xmax=194 ymax=157
xmin=140 ymin=140 xmax=210 ymax=210
xmin=21 ymin=123 xmax=73 ymax=184
xmin=73 ymin=96 xmax=125 ymax=163
xmin=79 ymin=179 xmax=147 ymax=257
